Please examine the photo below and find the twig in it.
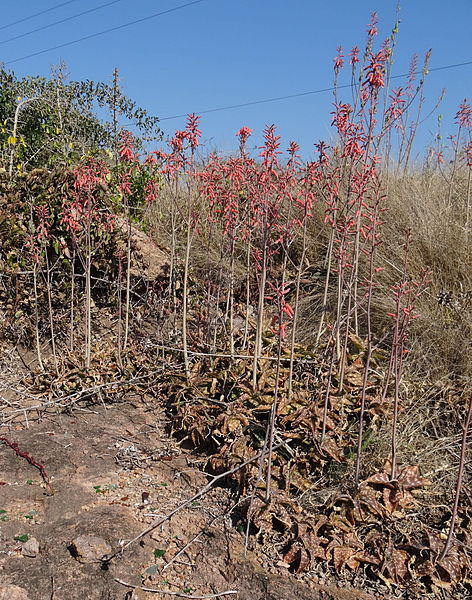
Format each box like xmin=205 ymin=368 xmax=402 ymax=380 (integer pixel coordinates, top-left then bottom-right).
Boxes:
xmin=163 ymin=529 xmax=205 ymax=572
xmin=0 ymin=436 xmax=53 ymax=493
xmin=152 ymin=343 xmax=319 ymax=364
xmin=438 ymin=395 xmax=472 ymax=562
xmin=103 ymin=440 xmax=291 ymax=562
xmin=115 ymin=579 xmax=237 ymax=598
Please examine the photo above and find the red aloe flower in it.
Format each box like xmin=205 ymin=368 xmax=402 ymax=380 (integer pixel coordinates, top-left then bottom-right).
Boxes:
xmin=466 ymin=142 xmax=472 ymax=167
xmin=237 ymin=126 xmax=252 ymax=142
xmin=364 ymin=51 xmax=386 ymax=90
xmin=259 ymin=124 xmax=281 ymax=171
xmin=455 ymin=100 xmax=471 ymax=129
xmin=237 ymin=126 xmax=252 ymax=155
xmin=386 ymin=88 xmax=406 ymax=127
xmin=349 ymin=46 xmax=360 ymax=66
xmin=366 ymin=12 xmax=378 ymax=37
xmin=331 ymin=103 xmax=353 ymax=134
xmin=119 ymin=130 xmax=136 ymax=163
xmin=333 ymin=46 xmax=344 ymax=73
xmin=186 ymin=113 xmax=202 ymax=151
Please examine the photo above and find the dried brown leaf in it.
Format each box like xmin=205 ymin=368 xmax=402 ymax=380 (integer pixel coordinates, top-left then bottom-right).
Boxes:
xmin=321 ymin=436 xmax=342 ymax=461
xmin=284 ymin=545 xmax=301 ymax=564
xmin=438 ymin=549 xmax=463 ymax=582
xmin=333 ymin=546 xmax=357 ymax=572
xmin=426 ymin=530 xmax=444 ymax=555
xmin=329 ymin=514 xmax=354 ymax=533
xmin=383 ymin=547 xmax=409 ymax=583
xmin=283 ymin=546 xmax=311 ymax=573
xmin=346 ymin=551 xmax=380 ymax=570
xmin=397 ymin=465 xmax=431 ymax=491
xmin=364 ymin=471 xmax=391 ymax=487
xmin=357 ymin=486 xmax=386 ymax=518
xmin=345 ymin=368 xmax=364 ymax=387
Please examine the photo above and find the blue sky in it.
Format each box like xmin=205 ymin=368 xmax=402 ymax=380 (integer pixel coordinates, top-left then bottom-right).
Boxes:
xmin=1 ymin=0 xmax=471 ymax=160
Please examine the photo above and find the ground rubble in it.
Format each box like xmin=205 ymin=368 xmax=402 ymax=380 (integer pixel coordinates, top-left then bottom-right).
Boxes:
xmin=0 ymin=396 xmax=384 ymax=600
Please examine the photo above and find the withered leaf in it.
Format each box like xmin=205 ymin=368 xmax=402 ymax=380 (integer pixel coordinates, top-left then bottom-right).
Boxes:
xmin=299 ymin=530 xmax=328 ymax=560
xmin=348 ymin=334 xmax=367 ymax=352
xmin=284 ymin=544 xmax=301 ymax=564
xmin=426 ymin=530 xmax=444 ymax=555
xmin=438 ymin=549 xmax=463 ymax=582
xmin=346 ymin=551 xmax=380 ymax=570
xmin=383 ymin=547 xmax=409 ymax=583
xmin=321 ymin=436 xmax=342 ymax=461
xmin=382 ymin=487 xmax=396 ymax=513
xmin=397 ymin=465 xmax=431 ymax=491
xmin=329 ymin=514 xmax=354 ymax=533
xmin=311 ymin=515 xmax=328 ymax=536
xmin=283 ymin=546 xmax=311 ymax=573
xmin=357 ymin=486 xmax=386 ymax=518
xmin=332 ymin=546 xmax=358 ymax=572
xmin=295 ymin=547 xmax=311 ymax=573
xmin=390 ymin=488 xmax=416 ymax=511
xmin=365 ymin=471 xmax=391 ymax=487
xmin=345 ymin=367 xmax=364 ymax=387
xmin=415 ymin=559 xmax=435 ymax=577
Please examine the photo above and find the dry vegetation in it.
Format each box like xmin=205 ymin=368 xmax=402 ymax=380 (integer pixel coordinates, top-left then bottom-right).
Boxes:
xmin=1 ymin=13 xmax=472 ymax=599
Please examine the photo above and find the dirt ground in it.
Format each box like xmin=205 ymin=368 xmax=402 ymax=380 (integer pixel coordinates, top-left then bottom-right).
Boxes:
xmin=0 ymin=395 xmax=386 ymax=600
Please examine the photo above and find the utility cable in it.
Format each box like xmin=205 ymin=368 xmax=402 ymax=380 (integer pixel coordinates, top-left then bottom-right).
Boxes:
xmin=5 ymin=0 xmax=208 ymax=65
xmin=0 ymin=1 xmax=80 ymax=32
xmin=0 ymin=0 xmax=125 ymax=46
xmin=159 ymin=60 xmax=472 ymax=121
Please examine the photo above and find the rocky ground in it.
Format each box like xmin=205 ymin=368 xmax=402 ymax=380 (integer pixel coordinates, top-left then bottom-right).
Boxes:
xmin=0 ymin=393 xmax=385 ymax=600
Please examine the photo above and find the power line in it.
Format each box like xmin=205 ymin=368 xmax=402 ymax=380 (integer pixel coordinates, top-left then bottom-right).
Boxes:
xmin=5 ymin=0 xmax=208 ymax=65
xmin=0 ymin=0 xmax=80 ymax=32
xmin=0 ymin=0 xmax=124 ymax=47
xmin=159 ymin=60 xmax=472 ymax=121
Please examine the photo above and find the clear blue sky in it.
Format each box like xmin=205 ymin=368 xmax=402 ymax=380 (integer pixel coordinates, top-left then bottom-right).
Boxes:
xmin=1 ymin=0 xmax=471 ymax=160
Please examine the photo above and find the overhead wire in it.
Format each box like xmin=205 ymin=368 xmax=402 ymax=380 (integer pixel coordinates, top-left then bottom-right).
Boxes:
xmin=4 ymin=0 xmax=208 ymax=65
xmin=0 ymin=0 xmax=125 ymax=47
xmin=159 ymin=60 xmax=472 ymax=121
xmin=2 ymin=1 xmax=470 ymax=124
xmin=0 ymin=0 xmax=80 ymax=32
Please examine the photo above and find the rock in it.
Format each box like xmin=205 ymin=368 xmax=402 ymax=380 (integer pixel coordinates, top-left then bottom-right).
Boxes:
xmin=69 ymin=535 xmax=112 ymax=563
xmin=114 ymin=216 xmax=169 ymax=280
xmin=0 ymin=585 xmax=30 ymax=600
xmin=130 ymin=589 xmax=148 ymax=600
xmin=21 ymin=537 xmax=40 ymax=558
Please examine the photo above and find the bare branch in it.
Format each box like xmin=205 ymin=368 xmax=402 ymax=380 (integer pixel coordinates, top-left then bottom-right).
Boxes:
xmin=115 ymin=579 xmax=238 ymax=598
xmin=102 ymin=440 xmax=291 ymax=563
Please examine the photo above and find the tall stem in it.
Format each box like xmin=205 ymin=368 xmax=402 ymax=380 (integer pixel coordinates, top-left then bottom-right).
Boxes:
xmin=439 ymin=394 xmax=472 ymax=561
xmin=44 ymin=251 xmax=58 ymax=373
xmin=242 ymin=236 xmax=252 ymax=351
xmin=32 ymin=264 xmax=44 ymax=371
xmin=182 ymin=205 xmax=192 ymax=380
xmin=84 ymin=226 xmax=92 ymax=369
xmin=316 ymin=225 xmax=335 ymax=346
xmin=465 ymin=168 xmax=471 ymax=241
xmin=9 ymin=97 xmax=39 ymax=177
xmin=288 ymin=213 xmax=307 ymax=399
xmin=252 ymin=236 xmax=268 ymax=390
xmin=228 ymin=240 xmax=235 ymax=358
xmin=123 ymin=196 xmax=132 ymax=350
xmin=116 ymin=255 xmax=123 ymax=368
xmin=69 ymin=246 xmax=75 ymax=351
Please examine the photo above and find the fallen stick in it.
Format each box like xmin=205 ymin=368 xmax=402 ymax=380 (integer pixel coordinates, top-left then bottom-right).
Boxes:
xmin=0 ymin=436 xmax=54 ymax=494
xmin=102 ymin=440 xmax=291 ymax=563
xmin=115 ymin=579 xmax=237 ymax=598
